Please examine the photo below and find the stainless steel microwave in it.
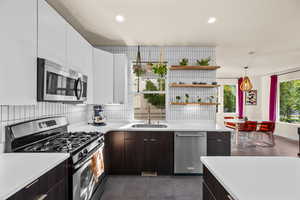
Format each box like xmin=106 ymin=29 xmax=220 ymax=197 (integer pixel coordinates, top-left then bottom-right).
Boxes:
xmin=37 ymin=58 xmax=87 ymax=103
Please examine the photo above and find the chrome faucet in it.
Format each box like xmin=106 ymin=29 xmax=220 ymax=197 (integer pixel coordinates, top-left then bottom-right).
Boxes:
xmin=147 ymin=105 xmax=151 ymax=124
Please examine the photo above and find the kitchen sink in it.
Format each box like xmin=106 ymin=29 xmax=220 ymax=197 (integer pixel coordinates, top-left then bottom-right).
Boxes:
xmin=131 ymin=124 xmax=168 ymax=128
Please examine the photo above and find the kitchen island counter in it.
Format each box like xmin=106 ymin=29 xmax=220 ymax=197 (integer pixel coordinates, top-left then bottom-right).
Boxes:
xmin=201 ymin=156 xmax=300 ymax=200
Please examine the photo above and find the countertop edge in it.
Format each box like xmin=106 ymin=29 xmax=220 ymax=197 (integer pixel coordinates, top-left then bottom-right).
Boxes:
xmin=201 ymin=157 xmax=240 ymax=200
xmin=1 ymin=154 xmax=69 ymax=200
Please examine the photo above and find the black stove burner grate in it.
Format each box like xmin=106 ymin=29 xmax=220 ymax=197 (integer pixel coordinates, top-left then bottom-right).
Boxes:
xmin=20 ymin=132 xmax=100 ymax=153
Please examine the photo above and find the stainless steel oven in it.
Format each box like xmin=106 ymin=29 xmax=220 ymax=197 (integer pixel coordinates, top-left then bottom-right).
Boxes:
xmin=37 ymin=58 xmax=87 ymax=103
xmin=73 ymin=142 xmax=105 ymax=200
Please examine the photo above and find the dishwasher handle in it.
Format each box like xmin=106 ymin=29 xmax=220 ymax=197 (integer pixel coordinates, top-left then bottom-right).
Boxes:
xmin=175 ymin=132 xmax=206 ymax=137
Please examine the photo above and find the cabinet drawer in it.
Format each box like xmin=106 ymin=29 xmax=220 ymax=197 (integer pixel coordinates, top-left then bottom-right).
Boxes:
xmin=203 ymin=166 xmax=228 ymax=200
xmin=203 ymin=182 xmax=216 ymax=200
xmin=207 ymin=132 xmax=230 ymax=140
xmin=40 ymin=161 xmax=68 ymax=193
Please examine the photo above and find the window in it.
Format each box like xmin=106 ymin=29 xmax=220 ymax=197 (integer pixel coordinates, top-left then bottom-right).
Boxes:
xmin=133 ymin=63 xmax=166 ymax=120
xmin=223 ymin=85 xmax=236 ymax=113
xmin=279 ymin=80 xmax=300 ymax=124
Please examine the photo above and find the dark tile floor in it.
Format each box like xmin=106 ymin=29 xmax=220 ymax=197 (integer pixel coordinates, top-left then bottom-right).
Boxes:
xmin=101 ymin=176 xmax=203 ymax=200
xmin=101 ymin=135 xmax=299 ymax=200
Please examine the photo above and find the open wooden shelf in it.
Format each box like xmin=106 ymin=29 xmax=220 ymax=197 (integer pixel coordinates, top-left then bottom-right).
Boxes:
xmin=170 ymin=102 xmax=219 ymax=106
xmin=169 ymin=66 xmax=220 ymax=70
xmin=169 ymin=83 xmax=220 ymax=88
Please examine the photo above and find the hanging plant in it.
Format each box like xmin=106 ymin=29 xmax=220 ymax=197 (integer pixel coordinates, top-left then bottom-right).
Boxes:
xmin=197 ymin=57 xmax=211 ymax=66
xmin=152 ymin=63 xmax=167 ymax=91
xmin=133 ymin=65 xmax=145 ymax=92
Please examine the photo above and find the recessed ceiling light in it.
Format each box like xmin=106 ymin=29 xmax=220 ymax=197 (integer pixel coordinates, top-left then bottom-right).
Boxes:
xmin=208 ymin=17 xmax=216 ymax=24
xmin=115 ymin=15 xmax=125 ymax=23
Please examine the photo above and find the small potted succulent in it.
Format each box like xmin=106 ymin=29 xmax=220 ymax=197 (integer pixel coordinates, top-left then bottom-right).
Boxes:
xmin=179 ymin=58 xmax=188 ymax=66
xmin=185 ymin=94 xmax=189 ymax=103
xmin=196 ymin=57 xmax=211 ymax=66
xmin=176 ymin=96 xmax=181 ymax=103
xmin=197 ymin=97 xmax=202 ymax=103
xmin=208 ymin=96 xmax=215 ymax=103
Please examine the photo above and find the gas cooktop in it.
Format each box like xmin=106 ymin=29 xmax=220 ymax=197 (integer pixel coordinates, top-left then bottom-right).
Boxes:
xmin=19 ymin=132 xmax=101 ymax=153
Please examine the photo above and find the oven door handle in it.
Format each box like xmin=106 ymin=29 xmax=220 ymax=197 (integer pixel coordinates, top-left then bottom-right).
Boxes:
xmin=74 ymin=143 xmax=104 ymax=170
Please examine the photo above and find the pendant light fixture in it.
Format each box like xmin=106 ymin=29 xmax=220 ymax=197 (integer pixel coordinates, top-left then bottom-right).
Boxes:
xmin=240 ymin=51 xmax=255 ymax=92
xmin=240 ymin=66 xmax=253 ymax=91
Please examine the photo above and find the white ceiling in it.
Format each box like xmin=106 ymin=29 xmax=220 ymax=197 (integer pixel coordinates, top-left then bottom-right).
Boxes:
xmin=48 ymin=0 xmax=300 ymax=77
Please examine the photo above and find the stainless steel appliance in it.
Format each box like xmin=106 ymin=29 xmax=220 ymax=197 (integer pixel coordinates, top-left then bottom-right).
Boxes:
xmin=5 ymin=117 xmax=105 ymax=200
xmin=37 ymin=58 xmax=88 ymax=103
xmin=174 ymin=131 xmax=207 ymax=174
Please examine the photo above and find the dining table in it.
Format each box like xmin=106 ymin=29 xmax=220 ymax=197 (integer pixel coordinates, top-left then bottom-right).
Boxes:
xmin=224 ymin=118 xmax=246 ymax=145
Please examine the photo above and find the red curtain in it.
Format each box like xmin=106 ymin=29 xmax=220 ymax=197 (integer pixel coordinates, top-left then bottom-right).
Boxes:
xmin=238 ymin=78 xmax=244 ymax=118
xmin=269 ymin=75 xmax=278 ymax=121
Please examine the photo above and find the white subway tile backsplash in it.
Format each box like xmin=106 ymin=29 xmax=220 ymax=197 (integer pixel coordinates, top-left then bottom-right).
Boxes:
xmin=0 ymin=102 xmax=88 ymax=143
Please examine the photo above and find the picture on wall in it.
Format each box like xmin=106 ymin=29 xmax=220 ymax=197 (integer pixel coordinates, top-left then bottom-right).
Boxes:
xmin=245 ymin=90 xmax=257 ymax=105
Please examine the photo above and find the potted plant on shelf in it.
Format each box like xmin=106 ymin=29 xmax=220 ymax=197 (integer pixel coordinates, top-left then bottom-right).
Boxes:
xmin=185 ymin=94 xmax=189 ymax=103
xmin=179 ymin=58 xmax=188 ymax=66
xmin=196 ymin=57 xmax=211 ymax=66
xmin=197 ymin=97 xmax=202 ymax=103
xmin=176 ymin=96 xmax=181 ymax=103
xmin=152 ymin=63 xmax=167 ymax=91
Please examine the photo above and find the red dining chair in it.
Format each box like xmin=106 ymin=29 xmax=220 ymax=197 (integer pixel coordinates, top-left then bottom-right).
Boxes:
xmin=224 ymin=116 xmax=236 ymax=129
xmin=238 ymin=121 xmax=258 ymax=137
xmin=256 ymin=121 xmax=275 ymax=147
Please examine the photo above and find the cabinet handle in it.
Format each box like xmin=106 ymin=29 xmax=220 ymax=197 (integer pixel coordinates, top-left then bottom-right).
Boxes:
xmin=150 ymin=139 xmax=157 ymax=142
xmin=144 ymin=139 xmax=149 ymax=142
xmin=35 ymin=194 xmax=48 ymax=200
xmin=227 ymin=194 xmax=235 ymax=200
xmin=217 ymin=139 xmax=222 ymax=142
xmin=25 ymin=179 xmax=39 ymax=189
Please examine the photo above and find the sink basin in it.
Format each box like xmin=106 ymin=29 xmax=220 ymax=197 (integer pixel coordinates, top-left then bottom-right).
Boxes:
xmin=131 ymin=124 xmax=168 ymax=128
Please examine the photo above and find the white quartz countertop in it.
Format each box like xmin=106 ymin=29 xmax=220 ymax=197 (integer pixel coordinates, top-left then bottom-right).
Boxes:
xmin=201 ymin=156 xmax=300 ymax=200
xmin=68 ymin=121 xmax=232 ymax=133
xmin=0 ymin=153 xmax=69 ymax=200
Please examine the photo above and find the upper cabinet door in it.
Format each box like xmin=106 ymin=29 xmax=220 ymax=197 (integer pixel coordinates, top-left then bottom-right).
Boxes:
xmin=113 ymin=54 xmax=128 ymax=104
xmin=93 ymin=48 xmax=114 ymax=104
xmin=0 ymin=0 xmax=37 ymax=105
xmin=66 ymin=24 xmax=87 ymax=72
xmin=38 ymin=0 xmax=67 ymax=66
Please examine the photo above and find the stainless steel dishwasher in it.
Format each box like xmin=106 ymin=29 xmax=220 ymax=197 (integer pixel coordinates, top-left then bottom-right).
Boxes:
xmin=174 ymin=131 xmax=207 ymax=174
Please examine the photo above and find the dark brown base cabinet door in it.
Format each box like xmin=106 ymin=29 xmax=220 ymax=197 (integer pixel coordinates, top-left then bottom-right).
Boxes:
xmin=106 ymin=132 xmax=125 ymax=174
xmin=106 ymin=131 xmax=174 ymax=175
xmin=8 ymin=160 xmax=68 ymax=200
xmin=124 ymin=132 xmax=144 ymax=174
xmin=207 ymin=132 xmax=231 ymax=156
xmin=143 ymin=132 xmax=173 ymax=174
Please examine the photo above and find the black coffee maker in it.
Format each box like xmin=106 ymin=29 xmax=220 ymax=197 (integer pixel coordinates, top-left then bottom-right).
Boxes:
xmin=93 ymin=105 xmax=106 ymax=126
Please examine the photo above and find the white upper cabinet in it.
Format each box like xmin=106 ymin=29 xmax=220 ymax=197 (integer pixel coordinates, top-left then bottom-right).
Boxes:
xmin=37 ymin=0 xmax=67 ymax=66
xmin=113 ymin=54 xmax=128 ymax=104
xmin=0 ymin=0 xmax=37 ymax=105
xmin=93 ymin=48 xmax=114 ymax=104
xmin=66 ymin=24 xmax=88 ymax=73
xmin=86 ymin=45 xmax=94 ymax=104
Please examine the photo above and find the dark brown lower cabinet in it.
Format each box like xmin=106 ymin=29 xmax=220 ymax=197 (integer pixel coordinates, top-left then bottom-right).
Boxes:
xmin=105 ymin=131 xmax=174 ymax=175
xmin=203 ymin=166 xmax=233 ymax=200
xmin=8 ymin=160 xmax=68 ymax=200
xmin=207 ymin=132 xmax=231 ymax=156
